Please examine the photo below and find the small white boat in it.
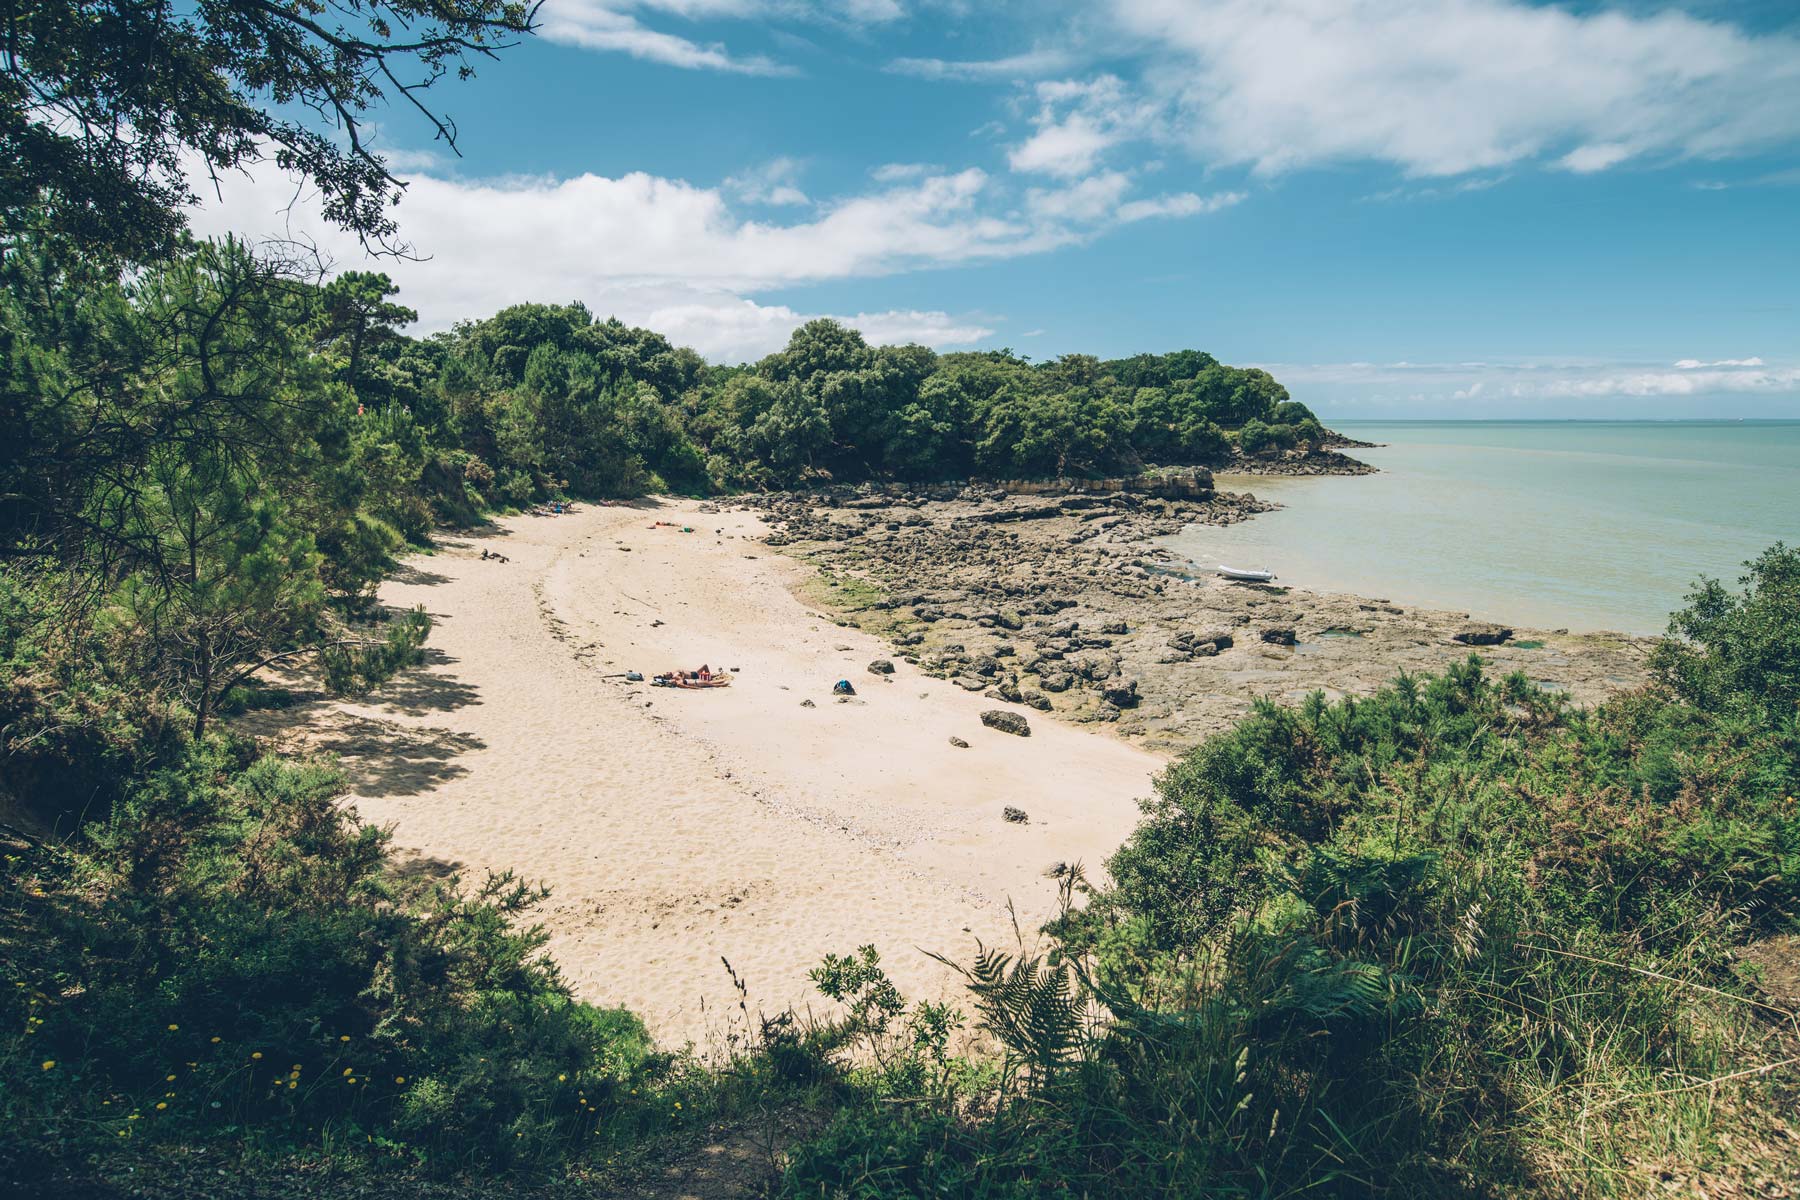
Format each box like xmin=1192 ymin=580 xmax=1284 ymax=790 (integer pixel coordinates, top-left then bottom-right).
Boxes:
xmin=1218 ymin=564 xmax=1276 ymax=583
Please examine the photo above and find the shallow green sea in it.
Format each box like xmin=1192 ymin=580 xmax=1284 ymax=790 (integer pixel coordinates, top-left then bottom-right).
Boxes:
xmin=1166 ymin=421 xmax=1800 ymax=635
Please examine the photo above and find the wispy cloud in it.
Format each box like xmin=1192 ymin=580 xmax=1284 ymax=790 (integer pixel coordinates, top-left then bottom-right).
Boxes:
xmin=1266 ymin=358 xmax=1800 ymax=409
xmin=725 ymin=157 xmax=811 ymax=206
xmin=539 ymin=0 xmax=794 ymax=74
xmin=887 ymin=48 xmax=1078 ymax=81
xmin=1361 ymin=176 xmax=1506 ymax=203
xmin=538 ymin=0 xmax=910 ymax=74
xmin=1106 ymin=0 xmax=1800 ymax=177
xmin=1007 ymin=75 xmax=1161 ymax=177
xmin=1676 ymin=357 xmax=1765 ymax=369
xmin=1116 ymin=189 xmax=1242 ymax=221
xmin=190 ymin=150 xmax=1230 ymax=359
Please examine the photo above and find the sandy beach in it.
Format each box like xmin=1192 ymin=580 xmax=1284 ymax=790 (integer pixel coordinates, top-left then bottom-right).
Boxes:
xmin=247 ymin=479 xmax=1654 ymax=1047
xmin=249 ymin=500 xmax=1163 ymax=1045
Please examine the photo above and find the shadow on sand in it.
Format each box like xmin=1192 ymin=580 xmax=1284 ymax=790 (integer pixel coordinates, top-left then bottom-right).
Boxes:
xmin=386 ymin=850 xmax=465 ymax=882
xmin=362 ymin=647 xmax=481 ymax=718
xmin=388 ymin=561 xmax=453 ymax=587
xmin=310 ymin=714 xmax=487 ymax=798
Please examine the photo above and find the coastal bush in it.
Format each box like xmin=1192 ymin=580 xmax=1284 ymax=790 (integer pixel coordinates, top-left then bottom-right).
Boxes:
xmin=1652 ymin=540 xmax=1800 ymax=718
xmin=779 ymin=550 xmax=1800 ymax=1197
xmin=0 ymin=741 xmax=712 ymax=1177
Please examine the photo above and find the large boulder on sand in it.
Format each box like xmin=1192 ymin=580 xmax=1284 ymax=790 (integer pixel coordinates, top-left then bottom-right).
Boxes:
xmin=868 ymin=659 xmax=896 ymax=674
xmin=981 ymin=710 xmax=1031 ymax=737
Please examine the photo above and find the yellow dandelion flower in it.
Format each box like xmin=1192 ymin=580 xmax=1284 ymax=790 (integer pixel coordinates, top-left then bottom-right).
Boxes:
xmin=40 ymin=1060 xmax=55 ymax=1071
xmin=342 ymin=1067 xmax=353 ymax=1076
xmin=395 ymin=1076 xmax=405 ymax=1084
xmin=346 ymin=1077 xmax=356 ymax=1084
xmin=155 ymin=1102 xmax=167 ymax=1111
xmin=166 ymin=1074 xmax=177 ymax=1082
xmin=558 ymin=1073 xmax=567 ymax=1082
xmin=339 ymin=1035 xmax=351 ymax=1043
xmin=288 ymin=1081 xmax=297 ymax=1090
xmin=251 ymin=1051 xmax=263 ymax=1060
xmin=210 ymin=1036 xmax=221 ymax=1043
xmin=167 ymin=1024 xmax=179 ymax=1031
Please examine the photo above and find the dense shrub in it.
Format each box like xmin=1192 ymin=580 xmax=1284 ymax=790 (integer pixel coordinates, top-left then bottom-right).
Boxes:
xmin=779 ymin=550 xmax=1800 ymax=1197
xmin=0 ymin=744 xmax=690 ymax=1175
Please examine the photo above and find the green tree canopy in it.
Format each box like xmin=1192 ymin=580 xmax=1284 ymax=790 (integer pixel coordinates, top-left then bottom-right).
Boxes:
xmin=1 ymin=0 xmax=538 ymax=261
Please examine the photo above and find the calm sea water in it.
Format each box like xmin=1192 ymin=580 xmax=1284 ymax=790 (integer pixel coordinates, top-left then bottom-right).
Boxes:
xmin=1166 ymin=421 xmax=1800 ymax=635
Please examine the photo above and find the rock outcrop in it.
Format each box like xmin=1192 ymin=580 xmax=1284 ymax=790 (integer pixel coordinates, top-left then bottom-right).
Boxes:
xmin=981 ymin=710 xmax=1031 ymax=737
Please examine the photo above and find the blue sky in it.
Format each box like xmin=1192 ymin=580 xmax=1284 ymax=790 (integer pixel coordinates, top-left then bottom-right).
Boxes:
xmin=196 ymin=0 xmax=1800 ymax=417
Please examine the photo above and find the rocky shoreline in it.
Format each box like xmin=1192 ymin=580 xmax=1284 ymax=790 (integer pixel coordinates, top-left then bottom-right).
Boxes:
xmin=1221 ymin=447 xmax=1378 ymax=476
xmin=723 ymin=477 xmax=1653 ymax=754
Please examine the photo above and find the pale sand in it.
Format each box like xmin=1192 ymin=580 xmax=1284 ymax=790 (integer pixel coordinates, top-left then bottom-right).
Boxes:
xmin=281 ymin=499 xmax=1163 ymax=1045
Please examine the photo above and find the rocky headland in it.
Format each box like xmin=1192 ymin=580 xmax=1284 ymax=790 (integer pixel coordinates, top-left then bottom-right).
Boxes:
xmin=727 ymin=473 xmax=1653 ymax=753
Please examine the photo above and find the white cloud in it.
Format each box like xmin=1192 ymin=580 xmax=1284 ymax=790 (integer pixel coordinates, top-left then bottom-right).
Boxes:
xmin=834 ymin=0 xmax=906 ymax=21
xmin=887 ymin=48 xmax=1079 ymax=81
xmin=1557 ymin=143 xmax=1633 ymax=174
xmin=840 ymin=308 xmax=995 ymax=346
xmin=1023 ymin=170 xmax=1237 ymax=225
xmin=538 ymin=0 xmax=795 ymax=74
xmin=1107 ymin=0 xmax=1800 ymax=177
xmin=870 ymin=162 xmax=936 ymax=182
xmin=634 ymin=293 xmax=990 ymax=360
xmin=1116 ymin=189 xmax=1242 ymax=221
xmin=1361 ymin=176 xmax=1505 ymax=203
xmin=1526 ymin=368 xmax=1800 ymax=399
xmin=1010 ymin=115 xmax=1116 ymax=177
xmin=187 ymin=148 xmax=1233 ymax=360
xmin=1007 ymin=75 xmax=1160 ymax=177
xmin=725 ymin=157 xmax=811 ymax=205
xmin=536 ymin=0 xmax=910 ymax=73
xmin=379 ymin=147 xmax=452 ymax=174
xmin=1265 ymin=358 xmax=1800 ymax=406
xmin=1024 ymin=170 xmax=1132 ymax=221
